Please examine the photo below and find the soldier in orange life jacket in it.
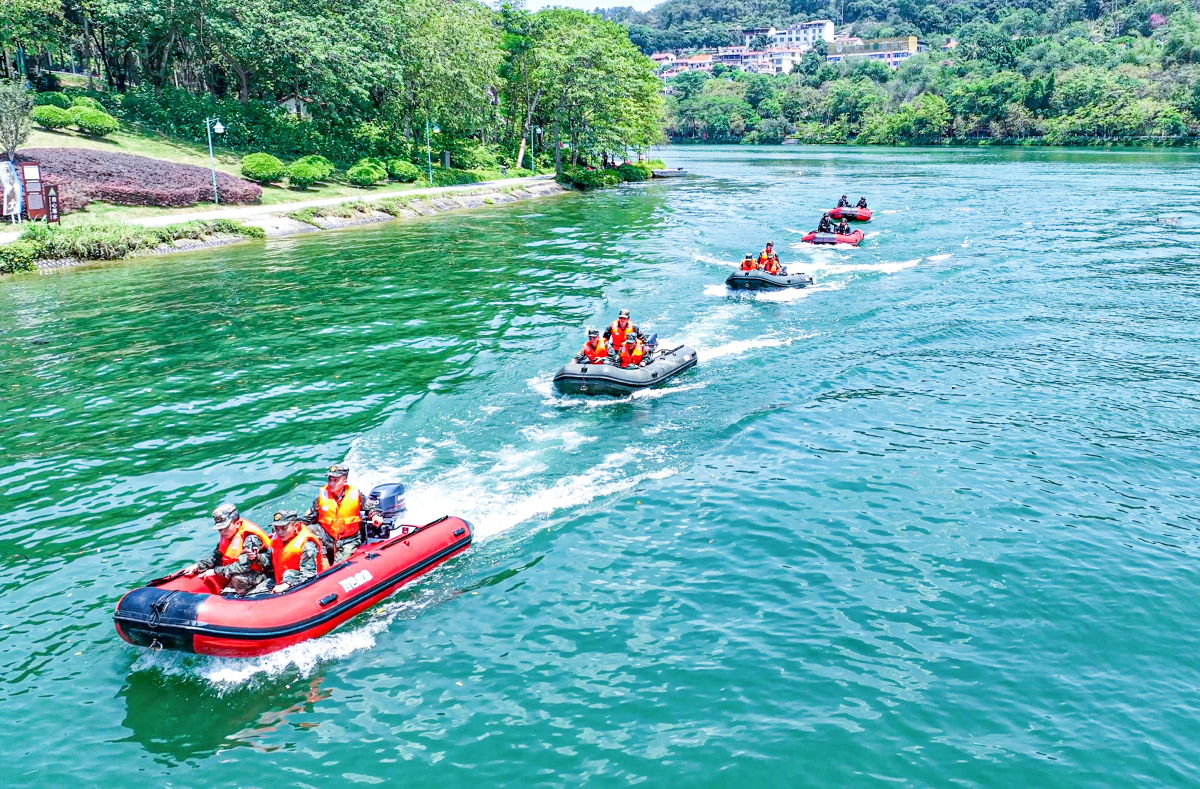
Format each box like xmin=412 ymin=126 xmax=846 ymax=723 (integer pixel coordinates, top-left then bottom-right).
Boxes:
xmin=740 ymin=254 xmax=757 ymax=271
xmin=763 ymin=254 xmax=783 ymax=275
xmin=261 ymin=510 xmax=327 ymax=594
xmin=603 ymin=309 xmax=643 ymax=349
xmin=301 ymin=464 xmax=382 ymax=564
xmin=574 ymin=328 xmax=609 ymax=364
xmin=758 ymin=242 xmax=776 ymax=267
xmin=618 ymin=334 xmax=646 ymax=368
xmin=182 ymin=503 xmax=272 ymax=597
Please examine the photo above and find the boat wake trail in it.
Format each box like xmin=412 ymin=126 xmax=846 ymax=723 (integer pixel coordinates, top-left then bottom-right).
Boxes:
xmin=811 ymin=258 xmax=920 ymax=276
xmin=695 ymin=332 xmax=816 ymax=362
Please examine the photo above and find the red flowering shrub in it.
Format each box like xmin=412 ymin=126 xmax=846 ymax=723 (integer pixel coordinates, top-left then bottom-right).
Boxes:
xmin=16 ymin=148 xmax=262 ymax=213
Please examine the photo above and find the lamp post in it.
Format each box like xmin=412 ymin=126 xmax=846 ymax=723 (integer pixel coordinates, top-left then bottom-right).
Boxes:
xmin=205 ymin=118 xmax=224 ymax=205
xmin=425 ymin=120 xmax=433 ymax=185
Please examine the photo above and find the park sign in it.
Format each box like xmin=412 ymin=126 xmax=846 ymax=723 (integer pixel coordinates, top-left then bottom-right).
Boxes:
xmin=46 ymin=185 xmax=59 ymax=223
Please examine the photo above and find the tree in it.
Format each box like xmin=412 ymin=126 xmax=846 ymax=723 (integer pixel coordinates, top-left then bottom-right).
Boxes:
xmin=0 ymin=80 xmax=33 ymax=160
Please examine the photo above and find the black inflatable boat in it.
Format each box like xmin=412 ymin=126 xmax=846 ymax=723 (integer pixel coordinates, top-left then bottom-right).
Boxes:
xmin=552 ymin=345 xmax=698 ymax=396
xmin=725 ymin=269 xmax=814 ymax=291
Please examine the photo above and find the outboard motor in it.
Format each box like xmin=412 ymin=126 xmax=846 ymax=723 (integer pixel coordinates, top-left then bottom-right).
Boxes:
xmin=366 ymin=483 xmax=407 ymax=540
xmin=644 ymin=333 xmax=658 ymax=358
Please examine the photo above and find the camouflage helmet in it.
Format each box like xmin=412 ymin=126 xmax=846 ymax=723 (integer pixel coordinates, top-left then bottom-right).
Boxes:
xmin=213 ymin=503 xmax=239 ymax=529
xmin=272 ymin=510 xmax=301 ymax=530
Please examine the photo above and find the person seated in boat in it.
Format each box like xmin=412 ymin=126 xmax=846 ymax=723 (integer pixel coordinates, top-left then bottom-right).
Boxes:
xmin=837 ymin=195 xmax=850 ymax=208
xmin=181 ymin=504 xmax=272 ymax=597
xmin=301 ymin=463 xmax=383 ymax=564
xmin=817 ymin=213 xmax=834 ymax=233
xmin=740 ymin=254 xmax=757 ymax=271
xmin=617 ymin=334 xmax=646 ymax=368
xmin=264 ymin=510 xmax=328 ymax=594
xmin=763 ymin=255 xmax=784 ymax=275
xmin=856 ymin=197 xmax=868 ymax=209
xmin=836 ymin=219 xmax=851 ymax=235
xmin=575 ymin=328 xmax=609 ymax=364
xmin=603 ymin=309 xmax=642 ymax=348
xmin=757 ymin=242 xmax=776 ymax=267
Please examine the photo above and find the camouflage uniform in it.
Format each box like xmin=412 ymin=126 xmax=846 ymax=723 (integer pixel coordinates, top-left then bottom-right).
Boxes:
xmin=301 ymin=465 xmax=381 ymax=564
xmin=194 ymin=532 xmax=271 ymax=597
xmin=247 ymin=510 xmax=322 ymax=595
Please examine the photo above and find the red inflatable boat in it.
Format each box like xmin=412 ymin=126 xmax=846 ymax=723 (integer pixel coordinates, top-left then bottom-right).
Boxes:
xmin=114 ymin=514 xmax=472 ymax=657
xmin=801 ymin=230 xmax=864 ymax=246
xmin=829 ymin=206 xmax=872 ymax=222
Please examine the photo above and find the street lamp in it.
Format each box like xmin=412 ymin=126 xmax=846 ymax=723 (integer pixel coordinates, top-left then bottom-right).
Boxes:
xmin=205 ymin=118 xmax=224 ymax=205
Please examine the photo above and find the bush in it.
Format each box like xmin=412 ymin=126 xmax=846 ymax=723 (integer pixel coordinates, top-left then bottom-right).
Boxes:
xmin=292 ymin=154 xmax=334 ymax=180
xmin=34 ymin=92 xmax=72 ymax=109
xmin=558 ymin=167 xmax=622 ymax=190
xmin=346 ymin=162 xmax=384 ymax=187
xmin=387 ymin=159 xmax=420 ymax=182
xmin=286 ymin=159 xmax=327 ymax=189
xmin=616 ymin=162 xmax=653 ymax=181
xmin=240 ymin=152 xmax=287 ymax=184
xmin=70 ymin=96 xmax=104 ymax=111
xmin=71 ymin=108 xmax=120 ymax=137
xmin=0 ymin=239 xmax=38 ymax=273
xmin=10 ymin=218 xmax=264 ymax=264
xmin=18 ymin=148 xmax=261 ymax=212
xmin=31 ymin=105 xmax=73 ymax=131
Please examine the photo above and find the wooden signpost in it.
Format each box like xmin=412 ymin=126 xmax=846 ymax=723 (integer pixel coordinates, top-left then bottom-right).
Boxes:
xmin=46 ymin=185 xmax=59 ymax=223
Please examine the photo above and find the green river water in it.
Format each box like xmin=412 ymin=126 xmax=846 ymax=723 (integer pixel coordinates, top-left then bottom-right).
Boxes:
xmin=2 ymin=146 xmax=1199 ymax=787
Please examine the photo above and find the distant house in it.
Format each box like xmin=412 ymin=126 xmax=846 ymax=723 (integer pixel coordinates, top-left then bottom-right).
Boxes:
xmin=651 ymin=52 xmax=677 ymax=66
xmin=941 ymin=39 xmax=958 ymax=50
xmin=276 ymin=93 xmax=314 ymax=120
xmin=826 ymin=36 xmax=927 ymax=69
xmin=773 ymin=20 xmax=835 ymax=49
xmin=679 ymin=53 xmax=713 ymax=71
xmin=742 ymin=27 xmax=776 ymax=47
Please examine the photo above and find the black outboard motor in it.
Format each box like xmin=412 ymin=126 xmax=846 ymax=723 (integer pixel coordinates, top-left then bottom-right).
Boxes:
xmin=366 ymin=483 xmax=407 ymax=540
xmin=644 ymin=332 xmax=658 ymax=358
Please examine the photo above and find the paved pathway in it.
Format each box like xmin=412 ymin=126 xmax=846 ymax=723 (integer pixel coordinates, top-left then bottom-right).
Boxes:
xmin=129 ymin=174 xmax=556 ymax=227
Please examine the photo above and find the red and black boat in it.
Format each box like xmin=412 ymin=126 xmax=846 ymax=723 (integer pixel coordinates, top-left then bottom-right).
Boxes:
xmin=801 ymin=229 xmax=864 ymax=246
xmin=829 ymin=206 xmax=872 ymax=222
xmin=114 ymin=485 xmax=472 ymax=658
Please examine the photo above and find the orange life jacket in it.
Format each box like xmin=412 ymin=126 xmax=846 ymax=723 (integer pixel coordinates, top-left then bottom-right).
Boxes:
xmin=609 ymin=319 xmax=634 ymax=348
xmin=317 ymin=485 xmax=363 ymax=542
xmin=271 ymin=524 xmax=327 ymax=584
xmin=740 ymin=258 xmax=756 ymax=271
xmin=758 ymin=250 xmax=773 ymax=265
xmin=619 ymin=339 xmax=645 ymax=368
xmin=581 ymin=337 xmax=607 ymax=363
xmin=218 ymin=519 xmax=269 ymax=572
xmin=764 ymin=258 xmax=781 ymax=275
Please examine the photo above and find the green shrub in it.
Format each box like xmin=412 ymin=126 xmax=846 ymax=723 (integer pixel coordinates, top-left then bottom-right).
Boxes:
xmin=387 ymin=159 xmax=420 ymax=182
xmin=286 ymin=159 xmax=328 ymax=189
xmin=31 ymin=105 xmax=73 ymax=130
xmin=34 ymin=92 xmax=72 ymax=109
xmin=240 ymin=152 xmax=287 ymax=184
xmin=558 ymin=167 xmax=622 ymax=190
xmin=645 ymin=158 xmax=666 ymax=169
xmin=70 ymin=96 xmax=104 ymax=111
xmin=0 ymin=239 xmax=38 ymax=273
xmin=347 ymin=162 xmax=384 ymax=187
xmin=292 ymin=154 xmax=334 ymax=180
xmin=616 ymin=162 xmax=652 ymax=182
xmin=71 ymin=108 xmax=120 ymax=137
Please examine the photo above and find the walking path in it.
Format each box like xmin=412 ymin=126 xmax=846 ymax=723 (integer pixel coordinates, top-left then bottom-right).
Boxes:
xmin=129 ymin=174 xmax=556 ymax=227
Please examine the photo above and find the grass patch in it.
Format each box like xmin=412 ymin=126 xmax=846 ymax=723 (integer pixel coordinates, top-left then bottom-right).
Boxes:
xmin=0 ymin=219 xmax=264 ymax=273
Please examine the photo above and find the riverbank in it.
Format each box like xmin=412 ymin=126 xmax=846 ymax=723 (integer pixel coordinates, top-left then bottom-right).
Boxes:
xmin=3 ymin=176 xmax=569 ymax=274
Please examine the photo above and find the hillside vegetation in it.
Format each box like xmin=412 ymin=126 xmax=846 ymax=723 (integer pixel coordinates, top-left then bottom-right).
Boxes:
xmin=605 ymin=0 xmax=1200 ymax=145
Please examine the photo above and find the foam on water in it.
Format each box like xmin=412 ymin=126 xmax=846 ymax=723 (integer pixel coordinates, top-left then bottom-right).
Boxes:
xmin=696 ymin=332 xmax=815 ymax=362
xmin=928 ymin=253 xmax=952 ymax=262
xmin=811 ymin=258 xmax=920 ymax=277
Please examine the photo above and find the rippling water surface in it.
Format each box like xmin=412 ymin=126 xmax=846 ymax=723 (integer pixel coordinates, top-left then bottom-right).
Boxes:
xmin=3 ymin=146 xmax=1200 ymax=787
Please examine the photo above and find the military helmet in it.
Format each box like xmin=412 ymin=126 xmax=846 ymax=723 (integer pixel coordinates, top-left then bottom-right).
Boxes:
xmin=272 ymin=510 xmax=300 ymax=530
xmin=327 ymin=463 xmax=349 ymax=478
xmin=618 ymin=309 xmax=630 ymax=318
xmin=587 ymin=327 xmax=600 ymax=337
xmin=625 ymin=335 xmax=637 ymax=346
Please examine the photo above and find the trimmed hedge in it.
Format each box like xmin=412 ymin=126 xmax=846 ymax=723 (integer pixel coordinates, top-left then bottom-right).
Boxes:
xmin=292 ymin=154 xmax=334 ymax=180
xmin=34 ymin=92 xmax=72 ymax=109
xmin=0 ymin=240 xmax=39 ymax=274
xmin=31 ymin=105 xmax=73 ymax=130
xmin=347 ymin=162 xmax=385 ymax=187
xmin=387 ymin=159 xmax=419 ymax=182
xmin=71 ymin=96 xmax=105 ymax=111
xmin=240 ymin=152 xmax=287 ymax=184
xmin=616 ymin=162 xmax=652 ymax=181
xmin=286 ymin=159 xmax=327 ymax=189
xmin=17 ymin=148 xmax=261 ymax=212
xmin=71 ymin=107 xmax=120 ymax=137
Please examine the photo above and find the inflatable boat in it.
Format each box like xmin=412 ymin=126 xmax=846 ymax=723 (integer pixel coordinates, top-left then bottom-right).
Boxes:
xmin=652 ymin=168 xmax=687 ymax=178
xmin=801 ymin=230 xmax=864 ymax=246
xmin=114 ymin=484 xmax=472 ymax=658
xmin=552 ymin=344 xmax=698 ymax=396
xmin=829 ymin=206 xmax=872 ymax=222
xmin=725 ymin=269 xmax=814 ymax=291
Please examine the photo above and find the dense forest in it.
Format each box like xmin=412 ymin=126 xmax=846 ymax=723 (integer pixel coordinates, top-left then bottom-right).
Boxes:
xmin=0 ymin=0 xmax=663 ymax=169
xmin=604 ymin=0 xmax=1200 ymax=145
